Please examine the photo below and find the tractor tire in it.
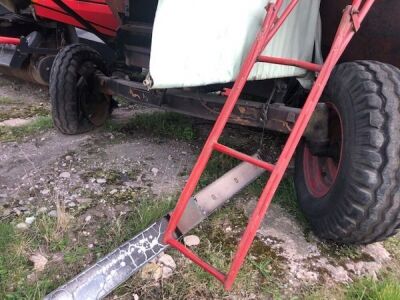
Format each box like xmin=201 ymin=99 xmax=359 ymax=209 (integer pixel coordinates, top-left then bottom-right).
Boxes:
xmin=50 ymin=44 xmax=111 ymax=135
xmin=294 ymin=61 xmax=400 ymax=244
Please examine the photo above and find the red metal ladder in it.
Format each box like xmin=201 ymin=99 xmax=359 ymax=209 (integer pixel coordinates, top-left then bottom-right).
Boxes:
xmin=164 ymin=0 xmax=375 ymax=291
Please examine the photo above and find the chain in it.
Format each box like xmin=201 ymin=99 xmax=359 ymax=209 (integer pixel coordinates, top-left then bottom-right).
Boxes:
xmin=257 ymin=84 xmax=277 ymax=159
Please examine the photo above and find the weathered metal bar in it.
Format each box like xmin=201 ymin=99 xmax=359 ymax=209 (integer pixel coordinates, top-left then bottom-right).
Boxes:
xmin=97 ymin=74 xmax=328 ymax=139
xmin=45 ymin=155 xmax=265 ymax=300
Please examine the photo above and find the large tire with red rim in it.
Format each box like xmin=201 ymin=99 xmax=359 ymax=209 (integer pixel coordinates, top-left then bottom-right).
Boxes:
xmin=294 ymin=61 xmax=400 ymax=244
xmin=50 ymin=44 xmax=111 ymax=135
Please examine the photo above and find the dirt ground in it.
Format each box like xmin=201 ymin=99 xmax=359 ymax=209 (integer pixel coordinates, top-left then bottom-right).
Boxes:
xmin=0 ymin=74 xmax=399 ymax=299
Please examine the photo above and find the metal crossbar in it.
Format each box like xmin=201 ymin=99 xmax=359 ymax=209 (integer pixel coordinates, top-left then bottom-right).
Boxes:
xmin=164 ymin=0 xmax=375 ymax=290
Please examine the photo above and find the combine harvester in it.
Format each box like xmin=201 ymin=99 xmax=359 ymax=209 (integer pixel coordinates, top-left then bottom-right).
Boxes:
xmin=0 ymin=0 xmax=399 ymax=298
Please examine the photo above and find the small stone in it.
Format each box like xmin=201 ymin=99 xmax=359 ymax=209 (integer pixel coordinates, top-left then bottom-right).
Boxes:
xmin=2 ymin=208 xmax=11 ymax=217
xmin=40 ymin=189 xmax=50 ymax=195
xmin=48 ymin=210 xmax=57 ymax=218
xmin=168 ymin=155 xmax=173 ymax=161
xmin=13 ymin=208 xmax=22 ymax=216
xmin=158 ymin=254 xmax=176 ymax=269
xmin=27 ymin=272 xmax=38 ymax=284
xmin=88 ymin=244 xmax=94 ymax=249
xmin=17 ymin=206 xmax=28 ymax=212
xmin=181 ymin=151 xmax=187 ymax=155
xmin=132 ymin=294 xmax=139 ymax=300
xmin=59 ymin=172 xmax=71 ymax=178
xmin=183 ymin=235 xmax=200 ymax=247
xmin=85 ymin=215 xmax=92 ymax=222
xmin=151 ymin=168 xmax=159 ymax=176
xmin=225 ymin=226 xmax=232 ymax=233
xmin=29 ymin=252 xmax=48 ymax=272
xmin=324 ymin=265 xmax=351 ymax=283
xmin=76 ymin=197 xmax=92 ymax=204
xmin=16 ymin=222 xmax=29 ymax=231
xmin=96 ymin=178 xmax=107 ymax=184
xmin=153 ymin=266 xmax=163 ymax=281
xmin=65 ymin=155 xmax=73 ymax=161
xmin=68 ymin=202 xmax=76 ymax=208
xmin=25 ymin=216 xmax=36 ymax=225
xmin=110 ymin=189 xmax=118 ymax=195
xmin=52 ymin=252 xmax=64 ymax=263
xmin=161 ymin=266 xmax=174 ymax=279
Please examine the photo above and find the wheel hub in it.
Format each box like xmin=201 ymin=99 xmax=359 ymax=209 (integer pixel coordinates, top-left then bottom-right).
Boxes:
xmin=77 ymin=62 xmax=110 ymax=126
xmin=303 ymin=102 xmax=343 ymax=198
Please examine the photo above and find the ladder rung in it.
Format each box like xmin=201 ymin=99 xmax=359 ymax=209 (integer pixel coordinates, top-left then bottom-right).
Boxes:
xmin=169 ymin=238 xmax=226 ymax=283
xmin=213 ymin=143 xmax=275 ymax=172
xmin=257 ymin=55 xmax=322 ymax=72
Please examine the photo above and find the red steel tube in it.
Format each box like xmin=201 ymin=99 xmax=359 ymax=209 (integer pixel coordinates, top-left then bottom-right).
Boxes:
xmin=257 ymin=55 xmax=323 ymax=72
xmin=214 ymin=143 xmax=275 ymax=172
xmin=0 ymin=37 xmax=20 ymax=45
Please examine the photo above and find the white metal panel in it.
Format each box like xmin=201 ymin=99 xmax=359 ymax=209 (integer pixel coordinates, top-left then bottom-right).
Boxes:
xmin=149 ymin=0 xmax=321 ymax=89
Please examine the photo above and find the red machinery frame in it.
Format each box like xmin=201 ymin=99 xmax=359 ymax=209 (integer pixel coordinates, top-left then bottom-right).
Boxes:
xmin=164 ymin=0 xmax=375 ymax=291
xmin=0 ymin=37 xmax=20 ymax=45
xmin=31 ymin=0 xmax=118 ymax=37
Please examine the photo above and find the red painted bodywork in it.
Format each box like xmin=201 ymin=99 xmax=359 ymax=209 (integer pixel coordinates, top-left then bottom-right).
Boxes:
xmin=31 ymin=0 xmax=119 ymax=37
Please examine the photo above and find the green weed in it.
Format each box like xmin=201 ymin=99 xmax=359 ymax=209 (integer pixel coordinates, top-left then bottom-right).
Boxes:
xmin=106 ymin=112 xmax=197 ymax=141
xmin=0 ymin=115 xmax=53 ymax=142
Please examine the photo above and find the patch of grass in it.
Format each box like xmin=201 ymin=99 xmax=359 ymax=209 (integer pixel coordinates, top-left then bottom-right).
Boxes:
xmin=0 ymin=96 xmax=19 ymax=105
xmin=0 ymin=222 xmax=42 ymax=298
xmin=307 ymin=266 xmax=400 ymax=300
xmin=316 ymin=241 xmax=368 ymax=265
xmin=345 ymin=275 xmax=400 ymax=300
xmin=106 ymin=112 xmax=197 ymax=141
xmin=384 ymin=234 xmax=400 ymax=261
xmin=31 ymin=215 xmax=69 ymax=252
xmin=0 ymin=210 xmax=81 ymax=299
xmin=64 ymin=246 xmax=89 ymax=265
xmin=198 ymin=152 xmax=238 ymax=189
xmin=0 ymin=115 xmax=53 ymax=142
xmin=0 ymin=102 xmax=49 ymax=122
xmin=95 ymin=194 xmax=176 ymax=256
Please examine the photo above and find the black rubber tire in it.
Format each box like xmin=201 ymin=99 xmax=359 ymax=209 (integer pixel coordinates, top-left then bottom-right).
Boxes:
xmin=50 ymin=44 xmax=111 ymax=135
xmin=294 ymin=61 xmax=400 ymax=244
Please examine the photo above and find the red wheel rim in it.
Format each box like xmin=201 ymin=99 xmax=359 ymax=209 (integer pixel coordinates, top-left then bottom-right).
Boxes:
xmin=303 ymin=103 xmax=343 ymax=198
